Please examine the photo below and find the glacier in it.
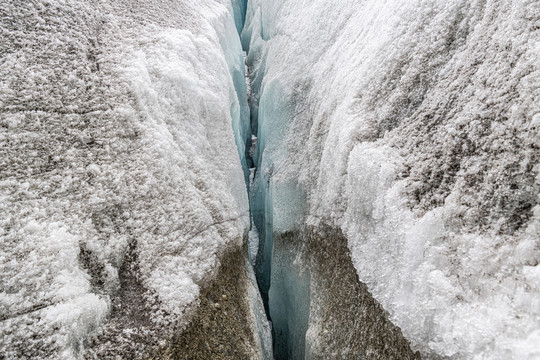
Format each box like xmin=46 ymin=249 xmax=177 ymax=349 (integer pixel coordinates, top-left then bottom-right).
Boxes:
xmin=243 ymin=0 xmax=540 ymax=359
xmin=1 ymin=0 xmax=539 ymax=359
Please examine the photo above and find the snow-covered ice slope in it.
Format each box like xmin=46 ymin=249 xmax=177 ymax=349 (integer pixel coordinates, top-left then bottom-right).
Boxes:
xmin=243 ymin=0 xmax=540 ymax=358
xmin=0 ymin=0 xmax=253 ymax=358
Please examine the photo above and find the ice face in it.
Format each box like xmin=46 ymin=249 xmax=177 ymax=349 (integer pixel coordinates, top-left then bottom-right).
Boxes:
xmin=229 ymin=0 xmax=248 ymax=35
xmin=215 ymin=3 xmax=252 ymax=186
xmin=243 ymin=0 xmax=540 ymax=358
xmin=269 ymin=232 xmax=311 ymax=360
xmin=0 ymin=0 xmax=257 ymax=358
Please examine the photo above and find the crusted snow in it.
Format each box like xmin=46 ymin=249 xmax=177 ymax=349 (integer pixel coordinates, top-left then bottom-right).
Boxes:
xmin=243 ymin=0 xmax=540 ymax=358
xmin=1 ymin=0 xmax=249 ymax=358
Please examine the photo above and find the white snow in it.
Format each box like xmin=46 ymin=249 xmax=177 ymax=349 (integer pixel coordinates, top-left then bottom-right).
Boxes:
xmin=243 ymin=0 xmax=540 ymax=358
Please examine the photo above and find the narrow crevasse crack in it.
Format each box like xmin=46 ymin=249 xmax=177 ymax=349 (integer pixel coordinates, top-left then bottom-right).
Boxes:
xmin=240 ymin=20 xmax=282 ymax=360
xmin=242 ymin=43 xmax=274 ymax=340
xmin=230 ymin=2 xmax=276 ymax=358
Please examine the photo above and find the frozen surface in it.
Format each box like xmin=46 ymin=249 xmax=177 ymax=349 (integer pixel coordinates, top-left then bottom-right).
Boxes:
xmin=269 ymin=233 xmax=310 ymax=360
xmin=246 ymin=249 xmax=274 ymax=360
xmin=0 ymin=0 xmax=250 ymax=358
xmin=243 ymin=0 xmax=540 ymax=358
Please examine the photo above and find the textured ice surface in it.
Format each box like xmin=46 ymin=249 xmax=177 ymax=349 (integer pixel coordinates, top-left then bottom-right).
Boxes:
xmin=0 ymin=0 xmax=250 ymax=358
xmin=269 ymin=233 xmax=311 ymax=360
xmin=243 ymin=0 xmax=540 ymax=358
xmin=246 ymin=249 xmax=274 ymax=360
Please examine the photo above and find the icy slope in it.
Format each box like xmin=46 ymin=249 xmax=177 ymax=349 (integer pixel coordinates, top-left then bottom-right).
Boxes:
xmin=243 ymin=0 xmax=540 ymax=358
xmin=0 ymin=0 xmax=257 ymax=358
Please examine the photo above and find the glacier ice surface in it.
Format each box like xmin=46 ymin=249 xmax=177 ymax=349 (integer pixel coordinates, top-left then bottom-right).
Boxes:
xmin=243 ymin=0 xmax=540 ymax=358
xmin=0 ymin=0 xmax=259 ymax=358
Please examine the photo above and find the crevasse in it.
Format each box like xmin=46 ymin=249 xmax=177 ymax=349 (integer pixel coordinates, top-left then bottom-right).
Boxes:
xmin=239 ymin=2 xmax=311 ymax=359
xmin=227 ymin=0 xmax=275 ymax=358
xmin=225 ymin=0 xmax=309 ymax=357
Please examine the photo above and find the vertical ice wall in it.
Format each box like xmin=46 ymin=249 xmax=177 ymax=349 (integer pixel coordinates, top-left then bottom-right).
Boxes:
xmin=268 ymin=232 xmax=311 ymax=360
xmin=0 ymin=0 xmax=270 ymax=358
xmin=221 ymin=0 xmax=251 ymax=185
xmin=243 ymin=0 xmax=540 ymax=358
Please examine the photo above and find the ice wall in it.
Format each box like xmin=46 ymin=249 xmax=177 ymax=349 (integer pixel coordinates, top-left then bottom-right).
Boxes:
xmin=0 ymin=0 xmax=260 ymax=358
xmin=243 ymin=0 xmax=540 ymax=358
xmin=269 ymin=232 xmax=311 ymax=360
